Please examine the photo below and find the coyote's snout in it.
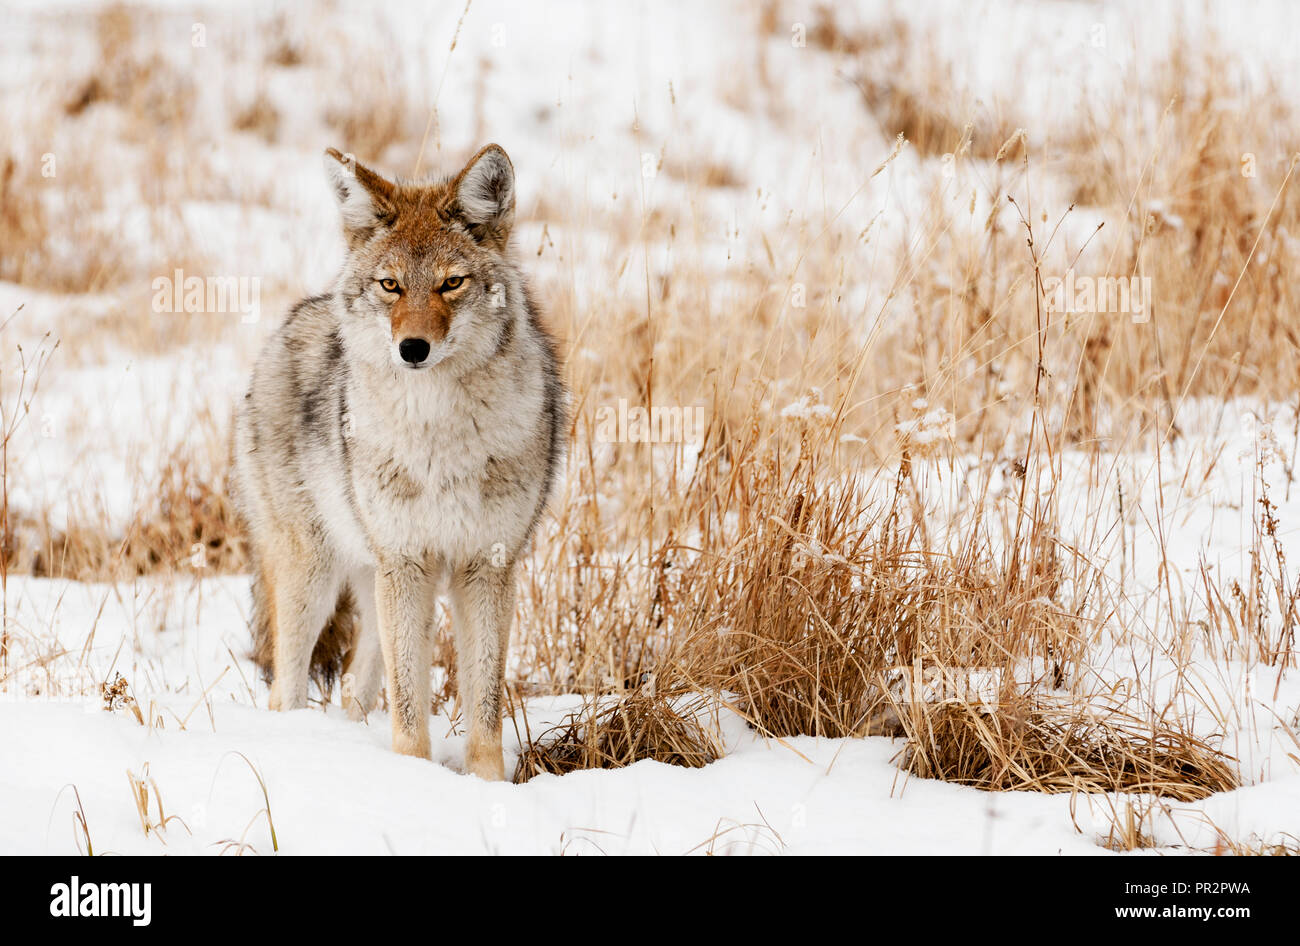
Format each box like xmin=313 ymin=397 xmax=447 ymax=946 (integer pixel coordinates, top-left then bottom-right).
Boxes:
xmin=230 ymin=144 xmax=565 ymax=779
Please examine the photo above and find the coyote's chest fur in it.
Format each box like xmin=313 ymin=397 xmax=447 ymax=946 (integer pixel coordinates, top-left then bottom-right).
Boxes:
xmin=332 ymin=342 xmax=550 ymax=563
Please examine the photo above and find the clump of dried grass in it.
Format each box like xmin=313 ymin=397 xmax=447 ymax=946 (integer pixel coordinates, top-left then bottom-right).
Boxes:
xmin=27 ymin=447 xmax=246 ymax=581
xmin=513 ymin=676 xmax=723 ymax=783
xmin=856 ymin=73 xmax=1020 ymax=160
xmin=680 ymin=459 xmax=905 ymax=739
xmin=65 ymin=4 xmax=196 ymax=128
xmin=898 ymin=697 xmax=1237 ymax=802
xmin=806 ymin=9 xmax=1022 ymax=159
xmin=0 ymin=157 xmax=52 ymax=287
xmin=0 ymin=149 xmax=127 ymax=293
xmin=232 ymin=92 xmax=281 ymax=143
xmin=584 ymin=409 xmax=1087 ymax=744
xmin=120 ymin=449 xmax=247 ymax=575
xmin=264 ymin=14 xmax=306 ymax=69
xmin=661 ymin=154 xmax=745 ymax=190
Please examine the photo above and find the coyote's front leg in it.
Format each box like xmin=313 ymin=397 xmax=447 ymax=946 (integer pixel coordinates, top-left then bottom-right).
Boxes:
xmin=374 ymin=555 xmax=437 ymax=759
xmin=450 ymin=556 xmax=515 ymax=781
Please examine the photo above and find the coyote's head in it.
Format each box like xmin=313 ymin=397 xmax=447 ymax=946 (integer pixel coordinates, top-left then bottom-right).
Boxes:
xmin=323 ymin=144 xmax=519 ymax=371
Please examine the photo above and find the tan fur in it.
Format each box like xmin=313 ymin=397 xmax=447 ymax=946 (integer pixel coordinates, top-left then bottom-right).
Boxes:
xmin=391 ymin=292 xmax=453 ymax=344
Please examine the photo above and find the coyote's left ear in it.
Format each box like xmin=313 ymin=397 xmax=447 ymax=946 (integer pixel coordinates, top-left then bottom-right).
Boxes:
xmin=452 ymin=144 xmax=515 ymax=248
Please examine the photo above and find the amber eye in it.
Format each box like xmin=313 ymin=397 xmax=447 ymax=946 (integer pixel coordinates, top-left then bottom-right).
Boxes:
xmin=441 ymin=275 xmax=465 ymax=292
xmin=378 ymin=277 xmax=401 ymax=293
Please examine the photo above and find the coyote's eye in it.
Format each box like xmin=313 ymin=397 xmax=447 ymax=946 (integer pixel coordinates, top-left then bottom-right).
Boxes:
xmin=440 ymin=275 xmax=465 ymax=292
xmin=378 ymin=278 xmax=401 ymax=294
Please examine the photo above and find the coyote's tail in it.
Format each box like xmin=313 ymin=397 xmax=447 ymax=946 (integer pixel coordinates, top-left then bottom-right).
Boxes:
xmin=249 ymin=564 xmax=358 ymax=697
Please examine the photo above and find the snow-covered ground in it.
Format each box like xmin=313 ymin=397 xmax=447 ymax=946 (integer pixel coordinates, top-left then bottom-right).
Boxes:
xmin=3 ymin=571 xmax=1296 ymax=856
xmin=15 ymin=680 xmax=1288 ymax=857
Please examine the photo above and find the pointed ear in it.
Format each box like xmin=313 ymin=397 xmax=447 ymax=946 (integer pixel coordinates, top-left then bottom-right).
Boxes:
xmin=324 ymin=148 xmax=396 ymax=244
xmin=452 ymin=144 xmax=515 ymax=248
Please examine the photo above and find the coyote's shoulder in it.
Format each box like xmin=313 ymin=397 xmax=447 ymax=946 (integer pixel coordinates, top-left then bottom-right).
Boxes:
xmin=230 ymin=144 xmax=566 ymax=779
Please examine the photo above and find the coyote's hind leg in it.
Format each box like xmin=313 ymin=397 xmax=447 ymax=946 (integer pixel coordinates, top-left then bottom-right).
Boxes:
xmin=267 ymin=546 xmax=342 ymax=712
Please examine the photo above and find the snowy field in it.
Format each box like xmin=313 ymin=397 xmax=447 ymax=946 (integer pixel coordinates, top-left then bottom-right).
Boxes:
xmin=2 ymin=0 xmax=1300 ymax=856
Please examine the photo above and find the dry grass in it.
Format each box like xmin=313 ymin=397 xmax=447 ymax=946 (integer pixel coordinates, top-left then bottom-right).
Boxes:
xmin=898 ymin=698 xmax=1237 ymax=801
xmin=322 ymin=49 xmax=418 ymax=166
xmin=64 ymin=5 xmax=197 ymax=128
xmin=1214 ymin=834 xmax=1300 ymax=855
xmin=232 ymin=92 xmax=281 ymax=144
xmin=512 ymin=677 xmax=723 ymax=782
xmin=509 ymin=414 xmax=1238 ymax=791
xmin=18 ymin=447 xmax=246 ymax=582
xmin=682 ymin=457 xmax=1090 ymax=741
xmin=0 ymin=157 xmax=52 ymax=287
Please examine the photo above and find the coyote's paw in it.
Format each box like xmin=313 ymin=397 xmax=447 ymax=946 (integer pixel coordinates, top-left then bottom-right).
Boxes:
xmin=465 ymin=744 xmax=506 ymax=782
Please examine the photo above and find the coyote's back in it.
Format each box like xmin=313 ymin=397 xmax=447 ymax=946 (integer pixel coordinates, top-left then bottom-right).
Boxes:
xmin=230 ymin=144 xmax=565 ymax=780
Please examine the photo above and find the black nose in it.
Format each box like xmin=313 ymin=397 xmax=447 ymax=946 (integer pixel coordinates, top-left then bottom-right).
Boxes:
xmin=398 ymin=338 xmax=431 ymax=365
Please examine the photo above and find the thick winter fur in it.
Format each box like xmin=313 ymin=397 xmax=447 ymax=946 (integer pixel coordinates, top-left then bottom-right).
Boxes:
xmin=230 ymin=144 xmax=565 ymax=780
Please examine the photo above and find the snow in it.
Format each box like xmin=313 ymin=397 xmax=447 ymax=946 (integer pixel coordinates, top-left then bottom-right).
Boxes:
xmin=2 ymin=693 xmax=1122 ymax=856
xmin=4 ymin=651 xmax=1295 ymax=854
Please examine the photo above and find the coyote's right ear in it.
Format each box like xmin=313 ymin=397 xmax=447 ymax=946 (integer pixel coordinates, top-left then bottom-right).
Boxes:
xmin=324 ymin=148 xmax=396 ymax=244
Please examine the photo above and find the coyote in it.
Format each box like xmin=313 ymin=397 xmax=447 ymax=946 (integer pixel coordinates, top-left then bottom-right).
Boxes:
xmin=231 ymin=144 xmax=565 ymax=780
